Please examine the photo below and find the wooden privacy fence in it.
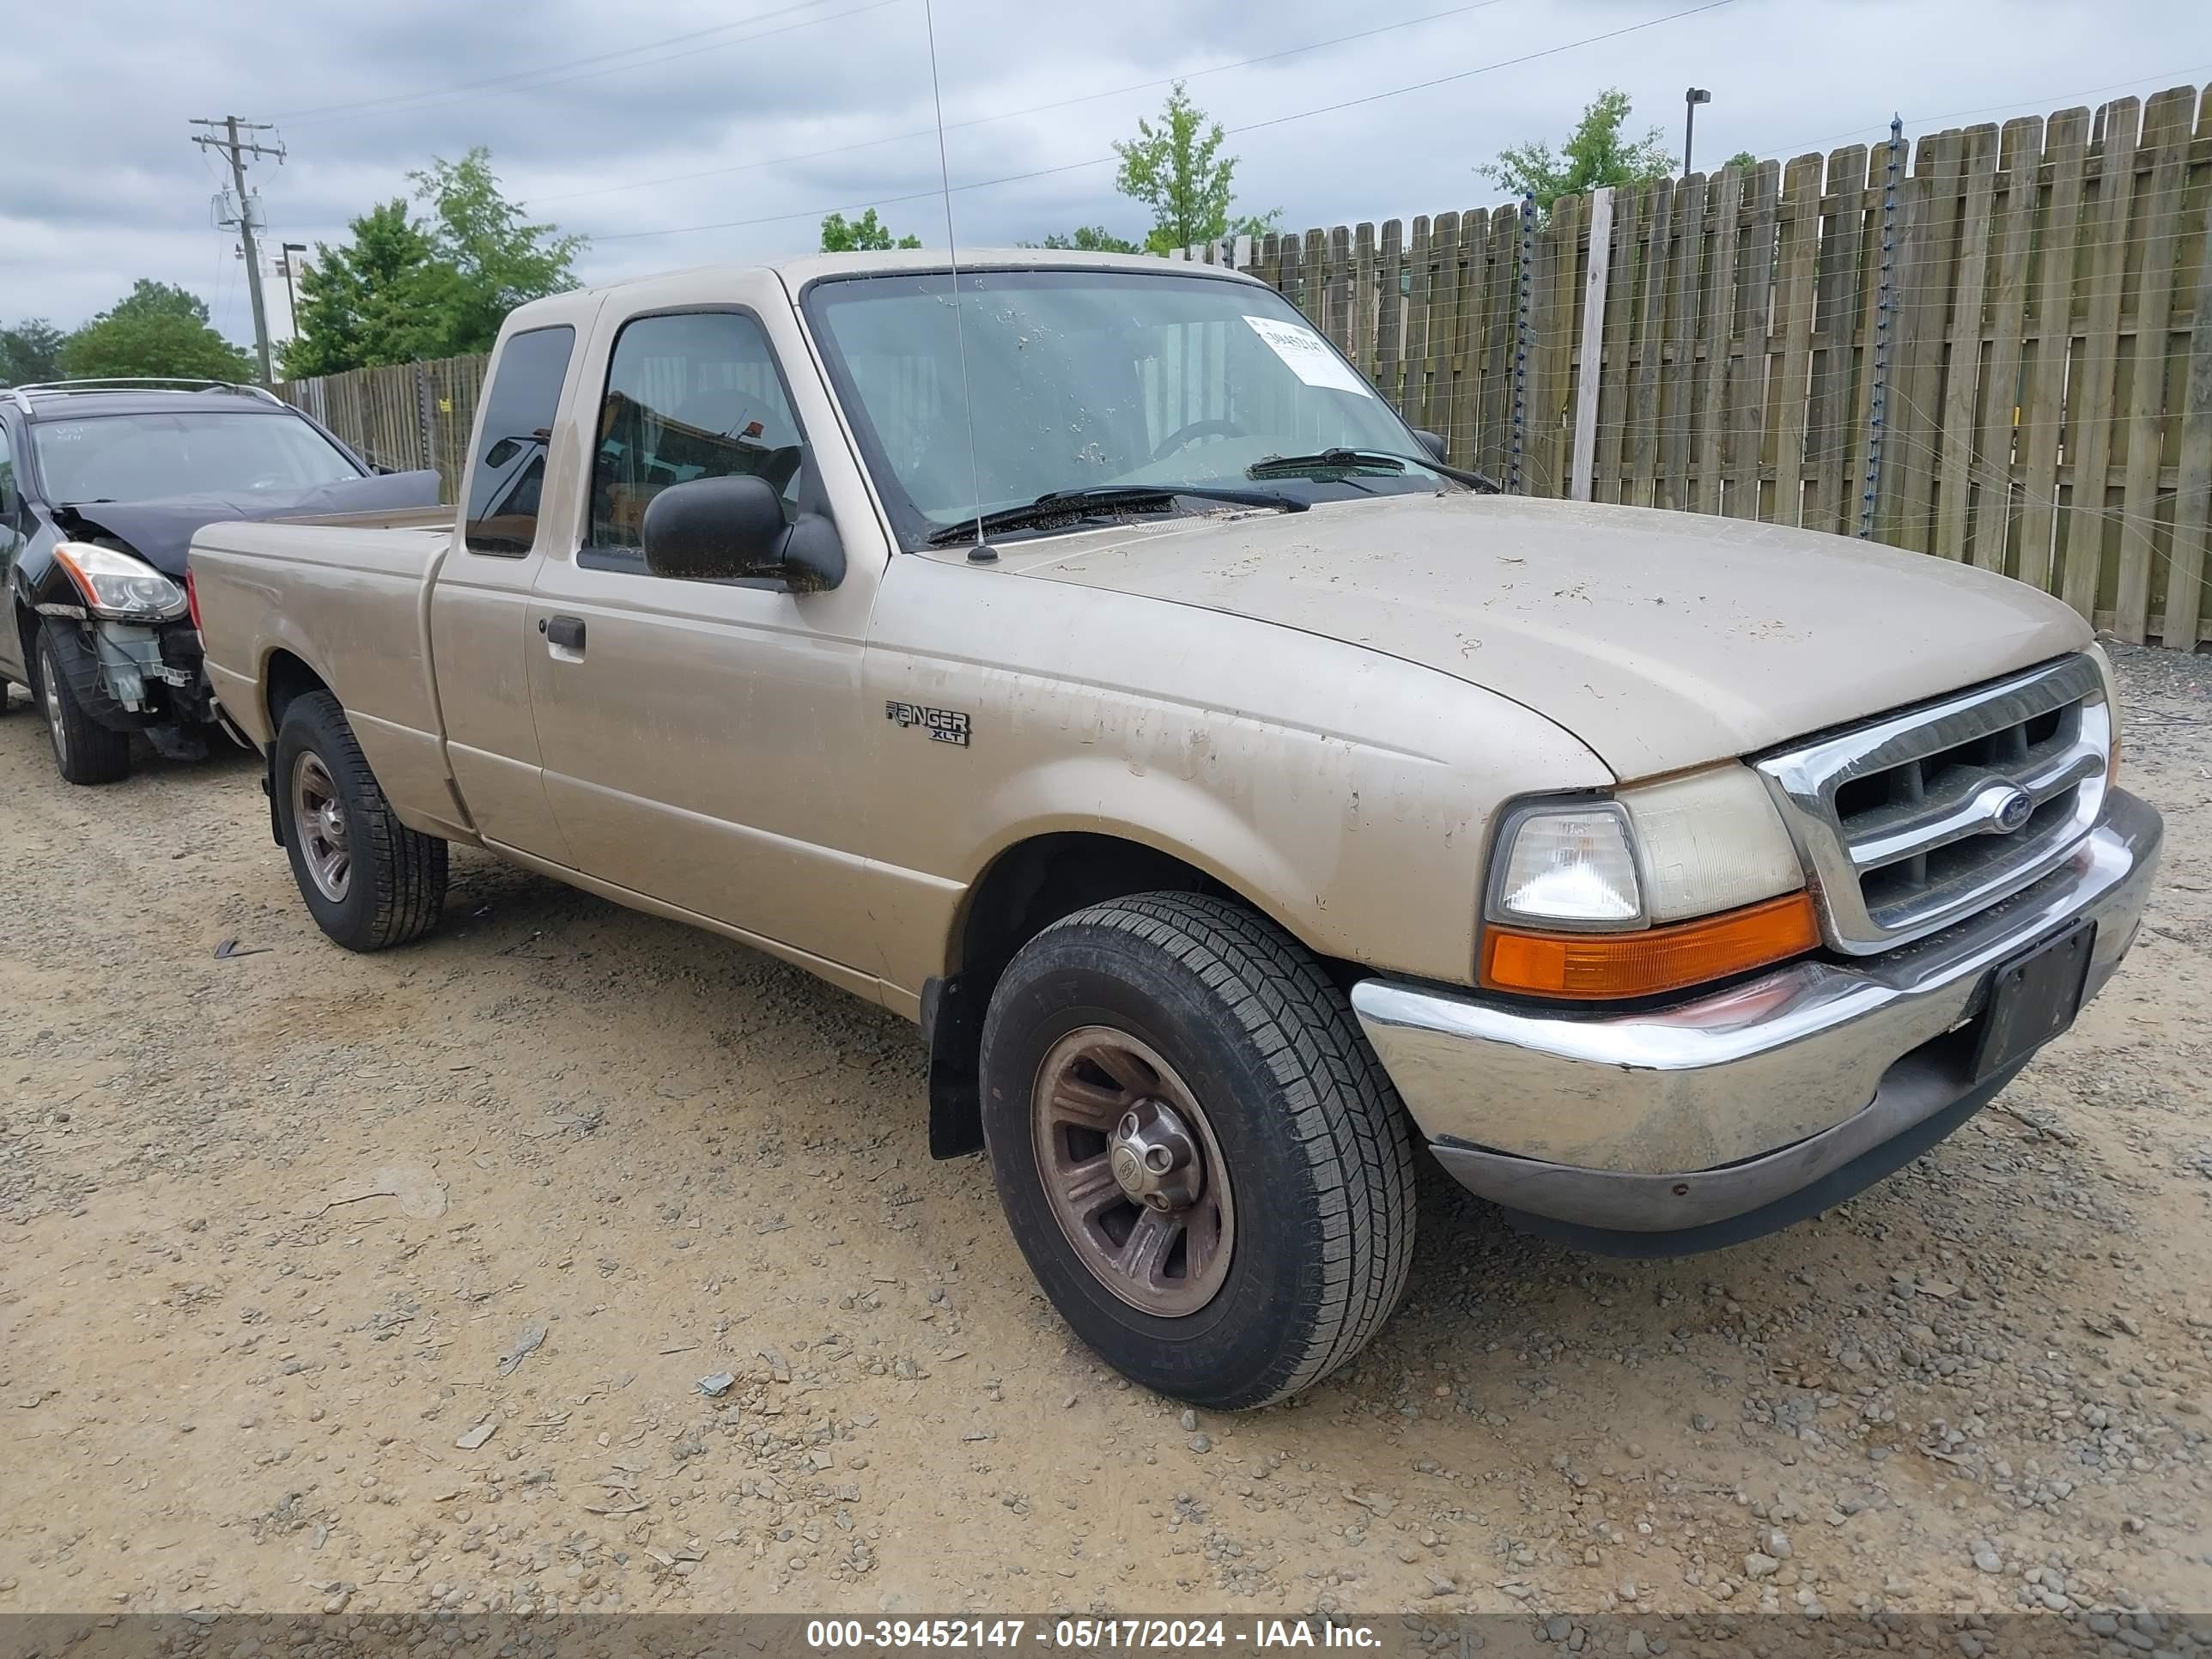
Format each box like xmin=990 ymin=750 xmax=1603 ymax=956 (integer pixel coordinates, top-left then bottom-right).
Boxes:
xmin=281 ymin=78 xmax=2212 ymax=647
xmin=1184 ymin=80 xmax=2212 ymax=647
xmin=278 ymin=354 xmax=488 ymax=499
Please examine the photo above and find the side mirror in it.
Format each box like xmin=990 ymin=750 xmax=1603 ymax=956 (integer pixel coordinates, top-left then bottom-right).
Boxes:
xmin=641 ymin=474 xmax=845 ymax=592
xmin=1414 ymin=428 xmax=1449 ymax=464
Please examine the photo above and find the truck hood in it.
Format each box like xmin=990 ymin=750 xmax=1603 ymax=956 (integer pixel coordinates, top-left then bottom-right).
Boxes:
xmin=1006 ymin=492 xmax=2093 ymax=778
xmin=58 ymin=470 xmax=443 ymax=578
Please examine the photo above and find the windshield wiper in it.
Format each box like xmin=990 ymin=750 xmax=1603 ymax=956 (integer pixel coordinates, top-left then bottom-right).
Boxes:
xmin=1249 ymin=447 xmax=1503 ymax=493
xmin=924 ymin=483 xmax=1305 ymax=547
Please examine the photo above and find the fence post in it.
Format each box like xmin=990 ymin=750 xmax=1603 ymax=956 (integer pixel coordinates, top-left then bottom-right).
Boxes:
xmin=414 ymin=362 xmax=434 ymax=474
xmin=1570 ymin=187 xmax=1614 ymax=501
xmin=1858 ymin=115 xmax=1902 ymax=538
xmin=1510 ymin=193 xmax=1534 ymax=494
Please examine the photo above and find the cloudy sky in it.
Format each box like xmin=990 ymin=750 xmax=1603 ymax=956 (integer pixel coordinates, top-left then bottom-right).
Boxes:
xmin=6 ymin=0 xmax=2208 ymax=344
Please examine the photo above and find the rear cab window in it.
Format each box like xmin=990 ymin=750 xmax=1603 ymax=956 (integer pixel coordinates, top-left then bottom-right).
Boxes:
xmin=465 ymin=325 xmax=576 ymax=556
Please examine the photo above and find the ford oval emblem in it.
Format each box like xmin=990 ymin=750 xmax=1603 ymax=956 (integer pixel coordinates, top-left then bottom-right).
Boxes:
xmin=1992 ymin=786 xmax=2033 ymax=833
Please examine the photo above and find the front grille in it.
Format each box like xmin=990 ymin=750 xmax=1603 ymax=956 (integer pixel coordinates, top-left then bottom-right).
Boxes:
xmin=1754 ymin=654 xmax=2112 ymax=955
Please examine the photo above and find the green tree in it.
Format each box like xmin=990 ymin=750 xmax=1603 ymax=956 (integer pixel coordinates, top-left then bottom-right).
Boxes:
xmin=1721 ymin=149 xmax=1759 ymax=170
xmin=408 ymin=149 xmax=586 ymax=356
xmin=1031 ymin=226 xmax=1143 ymax=253
xmin=61 ymin=281 xmax=251 ymax=381
xmin=819 ymin=210 xmax=921 ymax=252
xmin=283 ymin=148 xmax=584 ymax=378
xmin=280 ymin=200 xmax=447 ymax=379
xmin=1480 ymin=88 xmax=1677 ymax=211
xmin=1112 ymin=82 xmax=1279 ymax=256
xmin=1 ymin=318 xmax=66 ymax=385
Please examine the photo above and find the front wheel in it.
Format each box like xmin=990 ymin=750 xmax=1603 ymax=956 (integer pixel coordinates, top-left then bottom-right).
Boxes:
xmin=273 ymin=690 xmax=447 ymax=951
xmin=37 ymin=623 xmax=131 ymax=785
xmin=979 ymin=892 xmax=1417 ymax=1410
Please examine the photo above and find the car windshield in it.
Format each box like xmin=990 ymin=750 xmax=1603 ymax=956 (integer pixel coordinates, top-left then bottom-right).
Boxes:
xmin=31 ymin=410 xmax=362 ymax=503
xmin=803 ymin=268 xmax=1452 ymax=548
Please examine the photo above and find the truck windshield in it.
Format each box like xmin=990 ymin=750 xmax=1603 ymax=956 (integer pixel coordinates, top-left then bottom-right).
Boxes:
xmin=804 ymin=268 xmax=1452 ymax=549
xmin=32 ymin=410 xmax=363 ymax=504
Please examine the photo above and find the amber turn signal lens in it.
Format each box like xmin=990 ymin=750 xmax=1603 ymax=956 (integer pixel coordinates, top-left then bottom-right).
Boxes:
xmin=1480 ymin=891 xmax=1821 ymax=1000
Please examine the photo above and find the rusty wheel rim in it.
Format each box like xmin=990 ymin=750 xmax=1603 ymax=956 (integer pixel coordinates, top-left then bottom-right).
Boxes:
xmin=1030 ymin=1026 xmax=1235 ymax=1317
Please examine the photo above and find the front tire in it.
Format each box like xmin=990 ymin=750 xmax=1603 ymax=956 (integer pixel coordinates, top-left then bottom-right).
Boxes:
xmin=37 ymin=624 xmax=130 ymax=786
xmin=273 ymin=690 xmax=447 ymax=951
xmin=979 ymin=892 xmax=1417 ymax=1410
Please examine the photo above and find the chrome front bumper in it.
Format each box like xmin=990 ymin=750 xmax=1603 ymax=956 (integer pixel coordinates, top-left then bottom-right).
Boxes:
xmin=1350 ymin=788 xmax=2161 ymax=1254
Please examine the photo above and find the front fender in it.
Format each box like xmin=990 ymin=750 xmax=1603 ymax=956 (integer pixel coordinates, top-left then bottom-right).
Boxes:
xmin=960 ymin=751 xmax=1355 ymax=953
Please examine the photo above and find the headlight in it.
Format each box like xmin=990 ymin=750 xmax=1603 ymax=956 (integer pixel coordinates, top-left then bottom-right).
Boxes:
xmin=1618 ymin=764 xmax=1809 ymax=922
xmin=1481 ymin=769 xmax=1818 ymax=999
xmin=2086 ymin=641 xmax=2121 ymax=786
xmin=52 ymin=541 xmax=188 ymax=623
xmin=1489 ymin=801 xmax=1644 ymax=927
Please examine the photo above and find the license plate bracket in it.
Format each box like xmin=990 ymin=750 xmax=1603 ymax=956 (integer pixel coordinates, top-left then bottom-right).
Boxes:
xmin=1972 ymin=917 xmax=2096 ymax=1082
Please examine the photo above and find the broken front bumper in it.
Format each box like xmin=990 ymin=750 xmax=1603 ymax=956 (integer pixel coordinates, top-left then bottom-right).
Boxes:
xmin=1350 ymin=787 xmax=2160 ymax=1256
xmin=44 ymin=617 xmax=217 ymax=739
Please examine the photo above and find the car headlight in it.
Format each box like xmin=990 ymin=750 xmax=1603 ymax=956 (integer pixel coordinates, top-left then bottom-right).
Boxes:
xmin=1481 ymin=768 xmax=1819 ymax=999
xmin=2086 ymin=641 xmax=2121 ymax=786
xmin=52 ymin=541 xmax=189 ymax=623
xmin=1490 ymin=800 xmax=1644 ymax=927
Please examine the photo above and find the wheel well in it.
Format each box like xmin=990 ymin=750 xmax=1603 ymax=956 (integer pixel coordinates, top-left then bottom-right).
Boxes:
xmin=921 ymin=833 xmax=1223 ymax=1161
xmin=957 ymin=832 xmax=1218 ymax=983
xmin=14 ymin=602 xmax=37 ymax=681
xmin=264 ymin=649 xmax=331 ymax=730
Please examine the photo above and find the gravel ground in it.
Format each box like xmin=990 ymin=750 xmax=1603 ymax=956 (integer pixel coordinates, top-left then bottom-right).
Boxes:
xmin=0 ymin=647 xmax=2208 ymax=1637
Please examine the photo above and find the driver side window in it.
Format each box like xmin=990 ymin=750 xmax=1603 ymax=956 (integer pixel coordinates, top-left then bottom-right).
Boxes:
xmin=586 ymin=311 xmax=805 ymax=571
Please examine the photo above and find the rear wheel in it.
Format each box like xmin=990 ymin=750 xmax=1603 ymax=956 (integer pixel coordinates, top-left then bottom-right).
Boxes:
xmin=979 ymin=892 xmax=1417 ymax=1410
xmin=36 ymin=623 xmax=130 ymax=786
xmin=274 ymin=690 xmax=447 ymax=951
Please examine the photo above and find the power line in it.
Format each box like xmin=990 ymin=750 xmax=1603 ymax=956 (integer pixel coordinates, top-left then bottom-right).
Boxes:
xmin=1756 ymin=60 xmax=2212 ymax=167
xmin=584 ymin=0 xmax=1739 ymax=244
xmin=277 ymin=0 xmax=890 ymax=129
xmin=1231 ymin=0 xmax=1733 ymax=137
xmin=526 ymin=0 xmax=1518 ymax=209
xmin=271 ymin=0 xmax=855 ymax=123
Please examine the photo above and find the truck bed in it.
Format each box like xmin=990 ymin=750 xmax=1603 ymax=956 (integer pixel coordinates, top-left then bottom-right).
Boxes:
xmin=274 ymin=503 xmax=458 ymax=533
xmin=191 ymin=520 xmax=470 ymax=841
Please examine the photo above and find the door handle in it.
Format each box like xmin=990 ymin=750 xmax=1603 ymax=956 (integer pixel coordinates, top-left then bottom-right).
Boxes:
xmin=543 ymin=615 xmax=586 ymax=653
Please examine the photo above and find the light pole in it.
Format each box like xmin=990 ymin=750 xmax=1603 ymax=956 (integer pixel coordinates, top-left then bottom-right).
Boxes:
xmin=279 ymin=243 xmax=307 ymax=339
xmin=1684 ymin=87 xmax=1712 ymax=175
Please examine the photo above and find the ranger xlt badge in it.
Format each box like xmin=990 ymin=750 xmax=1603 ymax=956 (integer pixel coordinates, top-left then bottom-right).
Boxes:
xmin=885 ymin=701 xmax=972 ymax=747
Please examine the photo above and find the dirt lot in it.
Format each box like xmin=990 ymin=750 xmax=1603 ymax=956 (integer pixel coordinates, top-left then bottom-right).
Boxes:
xmin=2 ymin=646 xmax=2209 ymax=1629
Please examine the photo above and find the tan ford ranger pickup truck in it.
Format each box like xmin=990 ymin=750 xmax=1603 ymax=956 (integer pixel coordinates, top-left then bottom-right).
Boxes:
xmin=191 ymin=249 xmax=2161 ymax=1410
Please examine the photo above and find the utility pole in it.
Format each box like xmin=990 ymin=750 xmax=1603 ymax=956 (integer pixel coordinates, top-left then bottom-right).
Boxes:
xmin=191 ymin=116 xmax=285 ymax=385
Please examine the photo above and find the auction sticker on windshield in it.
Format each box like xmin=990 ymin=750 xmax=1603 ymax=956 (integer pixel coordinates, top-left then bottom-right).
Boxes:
xmin=1242 ymin=315 xmax=1374 ymax=398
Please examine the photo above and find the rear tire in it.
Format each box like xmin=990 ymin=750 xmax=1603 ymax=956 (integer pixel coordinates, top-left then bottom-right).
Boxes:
xmin=36 ymin=624 xmax=131 ymax=786
xmin=273 ymin=690 xmax=447 ymax=951
xmin=979 ymin=892 xmax=1417 ymax=1410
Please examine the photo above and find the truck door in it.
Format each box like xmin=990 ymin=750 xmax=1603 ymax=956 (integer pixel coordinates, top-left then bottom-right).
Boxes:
xmin=524 ymin=301 xmax=883 ymax=974
xmin=429 ymin=322 xmax=585 ymax=866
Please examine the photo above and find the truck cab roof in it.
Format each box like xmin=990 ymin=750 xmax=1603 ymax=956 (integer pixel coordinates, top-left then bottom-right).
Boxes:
xmin=501 ymin=247 xmax=1264 ymax=331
